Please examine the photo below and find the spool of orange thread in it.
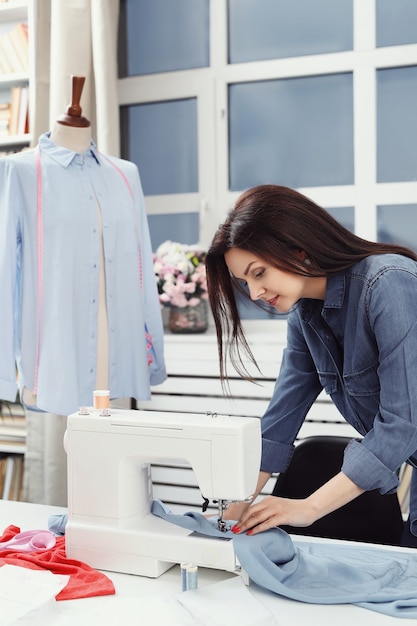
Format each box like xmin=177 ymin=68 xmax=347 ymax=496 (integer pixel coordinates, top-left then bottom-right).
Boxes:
xmin=93 ymin=389 xmax=110 ymax=410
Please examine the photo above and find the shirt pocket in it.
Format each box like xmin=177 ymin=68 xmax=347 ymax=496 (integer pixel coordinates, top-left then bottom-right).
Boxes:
xmin=344 ymin=363 xmax=380 ymax=397
xmin=317 ymin=371 xmax=338 ymax=395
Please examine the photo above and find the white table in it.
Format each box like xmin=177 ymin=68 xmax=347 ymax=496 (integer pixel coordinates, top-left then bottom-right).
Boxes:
xmin=1 ymin=500 xmax=416 ymax=626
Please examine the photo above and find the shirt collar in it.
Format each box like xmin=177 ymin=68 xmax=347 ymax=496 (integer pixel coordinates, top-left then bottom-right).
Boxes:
xmin=38 ymin=131 xmax=101 ymax=168
xmin=323 ymin=271 xmax=346 ymax=309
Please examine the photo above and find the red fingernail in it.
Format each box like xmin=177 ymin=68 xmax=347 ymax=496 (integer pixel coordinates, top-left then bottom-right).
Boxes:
xmin=247 ymin=530 xmax=253 ymax=535
xmin=231 ymin=525 xmax=241 ymax=533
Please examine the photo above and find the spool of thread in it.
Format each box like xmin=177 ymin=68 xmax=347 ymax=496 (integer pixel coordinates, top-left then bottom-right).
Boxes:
xmin=180 ymin=562 xmax=188 ymax=591
xmin=180 ymin=563 xmax=198 ymax=591
xmin=93 ymin=389 xmax=110 ymax=410
xmin=185 ymin=564 xmax=198 ymax=590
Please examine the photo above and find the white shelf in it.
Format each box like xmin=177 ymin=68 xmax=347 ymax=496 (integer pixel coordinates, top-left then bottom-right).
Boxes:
xmin=0 ymin=442 xmax=26 ymax=454
xmin=0 ymin=131 xmax=31 ymax=146
xmin=0 ymin=72 xmax=29 ymax=86
xmin=0 ymin=1 xmax=28 ymax=22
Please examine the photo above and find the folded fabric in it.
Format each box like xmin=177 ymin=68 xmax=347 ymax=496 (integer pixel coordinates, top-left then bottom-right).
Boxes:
xmin=48 ymin=513 xmax=68 ymax=536
xmin=0 ymin=525 xmax=115 ymax=601
xmin=151 ymin=499 xmax=417 ymax=619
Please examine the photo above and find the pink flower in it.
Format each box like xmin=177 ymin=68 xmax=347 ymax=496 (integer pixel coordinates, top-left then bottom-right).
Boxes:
xmin=154 ymin=241 xmax=207 ymax=308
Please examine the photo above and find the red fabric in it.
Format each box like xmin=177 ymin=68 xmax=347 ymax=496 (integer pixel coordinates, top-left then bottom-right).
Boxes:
xmin=0 ymin=525 xmax=115 ymax=600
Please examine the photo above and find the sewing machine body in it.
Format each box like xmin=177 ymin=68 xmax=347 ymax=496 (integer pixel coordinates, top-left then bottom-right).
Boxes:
xmin=65 ymin=409 xmax=261 ymax=577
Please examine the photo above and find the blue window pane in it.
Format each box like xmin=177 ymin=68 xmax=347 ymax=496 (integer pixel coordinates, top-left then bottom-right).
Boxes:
xmin=228 ymin=0 xmax=353 ymax=63
xmin=121 ymin=0 xmax=209 ymax=76
xmin=229 ymin=74 xmax=353 ymax=190
xmin=377 ymin=66 xmax=417 ymax=183
xmin=326 ymin=207 xmax=355 ymax=233
xmin=148 ymin=214 xmax=200 ymax=252
xmin=376 ymin=0 xmax=417 ymax=47
xmin=121 ymin=99 xmax=198 ymax=196
xmin=377 ymin=205 xmax=417 ymax=253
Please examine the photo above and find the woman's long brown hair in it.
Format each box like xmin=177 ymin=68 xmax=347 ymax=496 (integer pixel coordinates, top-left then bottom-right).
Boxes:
xmin=206 ymin=185 xmax=417 ymax=389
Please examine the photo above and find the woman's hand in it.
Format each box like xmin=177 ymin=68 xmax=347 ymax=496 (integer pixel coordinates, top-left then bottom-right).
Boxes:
xmin=231 ymin=472 xmax=364 ymax=536
xmin=231 ymin=495 xmax=315 ymax=535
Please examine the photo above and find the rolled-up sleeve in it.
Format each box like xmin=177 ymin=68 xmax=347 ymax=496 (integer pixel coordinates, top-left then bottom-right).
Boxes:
xmin=342 ymin=439 xmax=399 ymax=494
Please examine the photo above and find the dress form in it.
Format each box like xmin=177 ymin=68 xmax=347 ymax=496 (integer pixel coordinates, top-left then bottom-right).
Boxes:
xmin=24 ymin=77 xmax=109 ymax=506
xmin=50 ymin=75 xmax=92 ymax=152
xmin=50 ymin=76 xmax=109 ymax=391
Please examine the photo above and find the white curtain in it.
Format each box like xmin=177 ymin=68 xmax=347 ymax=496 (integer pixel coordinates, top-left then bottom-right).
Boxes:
xmin=31 ymin=0 xmax=120 ymax=156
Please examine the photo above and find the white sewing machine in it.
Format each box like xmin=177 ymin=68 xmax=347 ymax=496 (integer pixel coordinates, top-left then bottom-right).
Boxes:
xmin=65 ymin=408 xmax=261 ymax=578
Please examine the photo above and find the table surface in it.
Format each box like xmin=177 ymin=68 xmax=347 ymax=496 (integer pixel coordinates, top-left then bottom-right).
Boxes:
xmin=1 ymin=499 xmax=416 ymax=626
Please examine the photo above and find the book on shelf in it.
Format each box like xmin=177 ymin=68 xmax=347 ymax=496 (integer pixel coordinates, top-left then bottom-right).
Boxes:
xmin=0 ymin=101 xmax=11 ymax=136
xmin=7 ymin=84 xmax=28 ymax=136
xmin=0 ymin=455 xmax=24 ymax=500
xmin=0 ymin=22 xmax=29 ymax=75
xmin=0 ymin=400 xmax=25 ymax=500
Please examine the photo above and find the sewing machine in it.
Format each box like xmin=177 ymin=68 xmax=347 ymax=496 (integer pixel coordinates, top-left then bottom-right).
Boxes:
xmin=65 ymin=408 xmax=261 ymax=578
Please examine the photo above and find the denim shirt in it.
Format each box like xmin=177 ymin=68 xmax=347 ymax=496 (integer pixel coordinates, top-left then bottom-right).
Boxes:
xmin=261 ymin=254 xmax=417 ymax=534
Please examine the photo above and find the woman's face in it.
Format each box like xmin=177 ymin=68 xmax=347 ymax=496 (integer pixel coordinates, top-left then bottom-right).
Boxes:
xmin=224 ymin=247 xmax=326 ymax=313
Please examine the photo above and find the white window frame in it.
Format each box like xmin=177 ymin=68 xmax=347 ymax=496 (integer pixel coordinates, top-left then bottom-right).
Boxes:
xmin=118 ymin=0 xmax=417 ymax=249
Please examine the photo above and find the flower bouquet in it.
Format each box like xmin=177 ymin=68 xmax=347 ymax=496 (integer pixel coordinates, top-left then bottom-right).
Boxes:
xmin=153 ymin=241 xmax=208 ymax=333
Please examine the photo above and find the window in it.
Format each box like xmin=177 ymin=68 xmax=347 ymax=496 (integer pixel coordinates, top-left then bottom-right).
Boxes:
xmin=118 ymin=0 xmax=417 ymax=316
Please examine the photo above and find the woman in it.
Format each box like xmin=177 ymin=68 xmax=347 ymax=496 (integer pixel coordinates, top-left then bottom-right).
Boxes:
xmin=206 ymin=184 xmax=417 ymax=547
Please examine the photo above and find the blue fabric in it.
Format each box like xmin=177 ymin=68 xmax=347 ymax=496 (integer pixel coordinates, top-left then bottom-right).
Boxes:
xmin=0 ymin=133 xmax=166 ymax=415
xmin=48 ymin=513 xmax=68 ymax=536
xmin=152 ymin=500 xmax=417 ymax=618
xmin=260 ymin=254 xmax=417 ymax=534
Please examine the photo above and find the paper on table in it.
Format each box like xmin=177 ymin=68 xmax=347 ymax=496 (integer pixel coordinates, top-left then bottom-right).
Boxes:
xmin=9 ymin=578 xmax=278 ymax=626
xmin=176 ymin=576 xmax=279 ymax=625
xmin=0 ymin=564 xmax=69 ymax=625
xmin=13 ymin=596 xmax=206 ymax=626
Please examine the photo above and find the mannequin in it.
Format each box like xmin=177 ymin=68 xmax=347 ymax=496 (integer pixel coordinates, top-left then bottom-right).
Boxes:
xmin=51 ymin=76 xmax=109 ymax=392
xmin=0 ymin=76 xmax=166 ymax=506
xmin=24 ymin=76 xmax=110 ymax=504
xmin=50 ymin=75 xmax=92 ymax=153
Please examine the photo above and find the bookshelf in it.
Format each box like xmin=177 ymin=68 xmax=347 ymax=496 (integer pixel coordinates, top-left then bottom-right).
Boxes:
xmin=0 ymin=0 xmax=33 ymax=156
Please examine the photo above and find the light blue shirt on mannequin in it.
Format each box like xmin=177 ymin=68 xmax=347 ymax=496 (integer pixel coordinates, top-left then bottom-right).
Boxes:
xmin=0 ymin=132 xmax=166 ymax=415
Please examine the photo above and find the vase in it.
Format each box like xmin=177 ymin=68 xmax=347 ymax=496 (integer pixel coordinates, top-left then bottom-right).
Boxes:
xmin=168 ymin=301 xmax=208 ymax=334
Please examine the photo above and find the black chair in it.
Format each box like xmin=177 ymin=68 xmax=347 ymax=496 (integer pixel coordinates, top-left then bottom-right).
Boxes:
xmin=272 ymin=436 xmax=404 ymax=546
